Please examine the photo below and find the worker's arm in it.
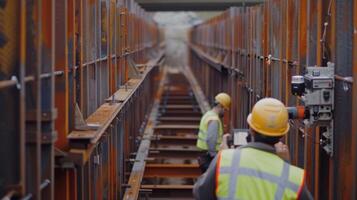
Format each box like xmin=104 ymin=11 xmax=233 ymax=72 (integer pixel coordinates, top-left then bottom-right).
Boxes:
xmin=219 ymin=134 xmax=230 ymax=150
xmin=206 ymin=120 xmax=219 ymax=156
xmin=193 ymin=155 xmax=218 ymax=200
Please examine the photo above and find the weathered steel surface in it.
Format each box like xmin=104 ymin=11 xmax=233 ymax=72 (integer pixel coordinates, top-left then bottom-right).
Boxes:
xmin=122 ymin=67 xmax=166 ymax=200
xmin=0 ymin=0 xmax=162 ymax=199
xmin=190 ymin=1 xmax=357 ymax=199
xmin=125 ymin=70 xmax=208 ymax=199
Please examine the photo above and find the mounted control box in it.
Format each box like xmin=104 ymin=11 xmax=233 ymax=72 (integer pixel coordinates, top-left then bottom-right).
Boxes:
xmin=291 ymin=62 xmax=335 ymax=156
xmin=303 ymin=63 xmax=334 ymax=124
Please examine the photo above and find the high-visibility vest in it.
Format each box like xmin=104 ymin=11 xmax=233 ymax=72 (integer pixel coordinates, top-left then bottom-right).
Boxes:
xmin=196 ymin=110 xmax=223 ymax=151
xmin=216 ymin=147 xmax=305 ymax=200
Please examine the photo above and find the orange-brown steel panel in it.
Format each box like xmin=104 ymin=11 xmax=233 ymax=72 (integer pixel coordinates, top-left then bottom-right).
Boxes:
xmin=0 ymin=0 xmax=162 ymax=199
xmin=189 ymin=1 xmax=357 ymax=199
xmin=55 ymin=0 xmax=69 ymax=150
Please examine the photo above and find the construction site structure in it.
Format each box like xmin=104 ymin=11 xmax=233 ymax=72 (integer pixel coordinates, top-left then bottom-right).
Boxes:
xmin=0 ymin=0 xmax=357 ymax=200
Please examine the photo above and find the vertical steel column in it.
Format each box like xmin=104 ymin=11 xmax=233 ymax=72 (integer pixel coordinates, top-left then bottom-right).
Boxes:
xmin=25 ymin=0 xmax=42 ymax=199
xmin=352 ymin=2 xmax=357 ymax=199
xmin=334 ymin=0 xmax=355 ymax=199
xmin=19 ymin=0 xmax=27 ymax=196
xmin=40 ymin=0 xmax=55 ymax=199
xmin=0 ymin=0 xmax=26 ymax=197
xmin=54 ymin=1 xmax=69 ymax=151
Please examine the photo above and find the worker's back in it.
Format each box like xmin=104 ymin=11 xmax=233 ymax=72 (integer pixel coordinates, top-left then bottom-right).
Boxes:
xmin=216 ymin=147 xmax=304 ymax=200
xmin=196 ymin=110 xmax=223 ymax=151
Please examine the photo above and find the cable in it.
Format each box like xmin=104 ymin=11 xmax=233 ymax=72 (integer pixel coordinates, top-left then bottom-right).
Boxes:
xmin=321 ymin=0 xmax=334 ymax=65
xmin=289 ymin=120 xmax=321 ymax=145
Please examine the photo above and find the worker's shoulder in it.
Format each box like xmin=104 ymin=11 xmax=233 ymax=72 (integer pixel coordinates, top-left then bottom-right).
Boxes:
xmin=219 ymin=148 xmax=239 ymax=156
xmin=289 ymin=162 xmax=305 ymax=173
xmin=219 ymin=145 xmax=268 ymax=159
xmin=220 ymin=146 xmax=251 ymax=153
xmin=220 ymin=148 xmax=236 ymax=153
xmin=207 ymin=117 xmax=220 ymax=123
xmin=204 ymin=111 xmax=218 ymax=118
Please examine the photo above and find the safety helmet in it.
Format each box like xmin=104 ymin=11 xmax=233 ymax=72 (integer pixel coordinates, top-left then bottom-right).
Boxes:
xmin=247 ymin=98 xmax=289 ymax=137
xmin=215 ymin=93 xmax=231 ymax=110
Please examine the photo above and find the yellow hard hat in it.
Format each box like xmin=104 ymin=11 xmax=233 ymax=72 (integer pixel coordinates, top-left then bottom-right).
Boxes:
xmin=215 ymin=93 xmax=231 ymax=110
xmin=247 ymin=98 xmax=290 ymax=137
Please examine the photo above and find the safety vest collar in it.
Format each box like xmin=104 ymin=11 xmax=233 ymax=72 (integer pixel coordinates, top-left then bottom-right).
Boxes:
xmin=240 ymin=142 xmax=276 ymax=154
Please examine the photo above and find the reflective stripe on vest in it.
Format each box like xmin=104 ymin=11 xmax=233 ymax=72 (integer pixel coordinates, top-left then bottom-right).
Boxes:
xmin=196 ymin=110 xmax=223 ymax=151
xmin=216 ymin=148 xmax=305 ymax=200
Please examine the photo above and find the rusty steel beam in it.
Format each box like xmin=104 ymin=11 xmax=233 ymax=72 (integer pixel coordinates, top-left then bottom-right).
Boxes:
xmin=160 ymin=104 xmax=199 ymax=109
xmin=158 ymin=111 xmax=202 ymax=118
xmin=154 ymin=124 xmax=199 ymax=130
xmin=189 ymin=43 xmax=226 ymax=72
xmin=151 ymin=135 xmax=197 ymax=146
xmin=122 ymin=68 xmax=167 ymax=200
xmin=140 ymin=185 xmax=194 ymax=199
xmin=149 ymin=148 xmax=202 ymax=159
xmin=128 ymin=70 xmax=208 ymax=199
xmin=141 ymin=185 xmax=193 ymax=190
xmin=153 ymin=129 xmax=198 ymax=136
xmin=67 ymin=61 xmax=163 ymax=148
xmin=158 ymin=116 xmax=201 ymax=122
xmin=136 ymin=0 xmax=265 ymax=11
xmin=182 ymin=66 xmax=211 ymax=113
xmin=143 ymin=164 xmax=201 ymax=178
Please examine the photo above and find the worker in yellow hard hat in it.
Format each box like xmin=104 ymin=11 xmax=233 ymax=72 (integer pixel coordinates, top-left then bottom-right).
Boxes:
xmin=196 ymin=93 xmax=231 ymax=173
xmin=193 ymin=98 xmax=313 ymax=200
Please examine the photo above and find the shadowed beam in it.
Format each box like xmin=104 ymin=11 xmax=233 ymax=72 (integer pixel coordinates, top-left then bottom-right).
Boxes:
xmin=135 ymin=0 xmax=265 ymax=11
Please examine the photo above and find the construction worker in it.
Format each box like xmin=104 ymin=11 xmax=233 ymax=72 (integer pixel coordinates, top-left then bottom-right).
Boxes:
xmin=193 ymin=98 xmax=313 ymax=200
xmin=196 ymin=93 xmax=231 ymax=173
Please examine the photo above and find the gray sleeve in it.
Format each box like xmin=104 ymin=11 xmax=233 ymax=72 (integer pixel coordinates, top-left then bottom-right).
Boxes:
xmin=193 ymin=155 xmax=219 ymax=200
xmin=299 ymin=183 xmax=314 ymax=200
xmin=206 ymin=120 xmax=219 ymax=156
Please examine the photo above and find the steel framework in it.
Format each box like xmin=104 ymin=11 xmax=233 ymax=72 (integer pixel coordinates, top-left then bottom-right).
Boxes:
xmin=0 ymin=0 xmax=163 ymax=199
xmin=189 ymin=0 xmax=357 ymax=199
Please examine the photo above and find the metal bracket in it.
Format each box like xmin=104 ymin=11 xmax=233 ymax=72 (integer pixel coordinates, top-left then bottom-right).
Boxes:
xmin=105 ymin=94 xmax=124 ymax=104
xmin=320 ymin=122 xmax=334 ymax=156
xmin=74 ymin=103 xmax=100 ymax=130
xmin=93 ymin=155 xmax=100 ymax=165
xmin=127 ymin=56 xmax=144 ymax=79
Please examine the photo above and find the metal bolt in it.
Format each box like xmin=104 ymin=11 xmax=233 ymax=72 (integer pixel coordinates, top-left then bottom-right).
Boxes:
xmin=343 ymin=82 xmax=349 ymax=92
xmin=11 ymin=76 xmax=21 ymax=89
xmin=94 ymin=155 xmax=100 ymax=165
